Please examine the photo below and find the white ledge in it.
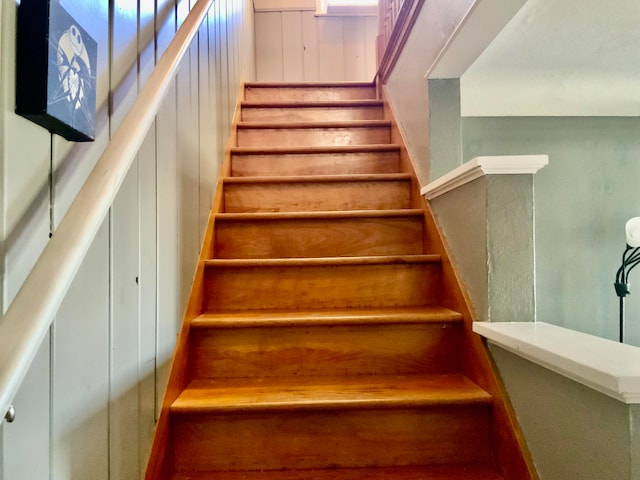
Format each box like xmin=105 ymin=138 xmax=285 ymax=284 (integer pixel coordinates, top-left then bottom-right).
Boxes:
xmin=473 ymin=321 xmax=640 ymax=404
xmin=420 ymin=155 xmax=549 ymax=200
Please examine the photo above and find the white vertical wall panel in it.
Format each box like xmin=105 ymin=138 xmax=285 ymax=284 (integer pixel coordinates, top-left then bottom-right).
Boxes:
xmin=53 ymin=221 xmax=110 ymax=480
xmin=318 ymin=17 xmax=345 ymax=80
xmin=282 ymin=12 xmax=304 ymax=81
xmin=363 ymin=15 xmax=377 ymax=79
xmin=220 ymin=0 xmax=231 ymax=134
xmin=176 ymin=49 xmax=200 ymax=313
xmin=343 ymin=17 xmax=366 ymax=80
xmin=256 ymin=12 xmax=284 ymax=81
xmin=110 ymin=162 xmax=141 ymax=480
xmin=1 ymin=336 xmax=50 ymax=480
xmin=199 ymin=22 xmax=215 ymax=241
xmin=255 ymin=12 xmax=377 ymax=82
xmin=302 ymin=11 xmax=320 ymax=81
xmin=138 ymin=0 xmax=159 ymax=458
xmin=155 ymin=87 xmax=180 ymax=414
xmin=1 ymin=0 xmax=48 ymax=478
xmin=155 ymin=0 xmax=180 ymax=415
xmin=110 ymin=2 xmax=142 ymax=475
xmin=2 ymin=0 xmax=50 ymax=308
xmin=138 ymin=123 xmax=158 ymax=439
xmin=207 ymin=13 xmax=221 ymax=165
xmin=111 ymin=1 xmax=139 ymax=131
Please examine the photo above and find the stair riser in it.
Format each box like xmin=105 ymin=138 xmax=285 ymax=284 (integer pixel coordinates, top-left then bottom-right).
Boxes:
xmin=230 ymin=151 xmax=400 ymax=177
xmin=236 ymin=126 xmax=390 ymax=148
xmin=214 ymin=217 xmax=423 ymax=258
xmin=190 ymin=323 xmax=463 ymax=379
xmin=172 ymin=406 xmax=494 ymax=471
xmin=241 ymin=106 xmax=384 ymax=122
xmin=203 ymin=263 xmax=442 ymax=311
xmin=223 ymin=180 xmax=411 ymax=212
xmin=244 ymin=86 xmax=377 ymax=102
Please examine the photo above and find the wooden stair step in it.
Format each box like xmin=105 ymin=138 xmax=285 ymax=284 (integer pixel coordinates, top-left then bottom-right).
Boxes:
xmin=222 ymin=174 xmax=412 ymax=212
xmin=171 ymin=375 xmax=494 ymax=471
xmin=172 ymin=374 xmax=492 ymax=414
xmin=236 ymin=121 xmax=391 ymax=148
xmin=241 ymin=100 xmax=384 ymax=122
xmin=230 ymin=145 xmax=401 ymax=176
xmin=189 ymin=307 xmax=463 ymax=379
xmin=213 ymin=209 xmax=424 ymax=258
xmin=244 ymin=82 xmax=377 ymax=102
xmin=191 ymin=306 xmax=463 ymax=328
xmin=202 ymin=255 xmax=443 ymax=311
xmin=171 ymin=464 xmax=503 ymax=480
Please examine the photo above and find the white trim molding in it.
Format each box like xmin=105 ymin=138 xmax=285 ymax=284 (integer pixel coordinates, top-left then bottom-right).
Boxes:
xmin=420 ymin=155 xmax=549 ymax=200
xmin=473 ymin=321 xmax=640 ymax=404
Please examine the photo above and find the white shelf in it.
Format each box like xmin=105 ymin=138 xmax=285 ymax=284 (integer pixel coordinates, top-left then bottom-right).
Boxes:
xmin=473 ymin=321 xmax=640 ymax=404
xmin=420 ymin=155 xmax=549 ymax=199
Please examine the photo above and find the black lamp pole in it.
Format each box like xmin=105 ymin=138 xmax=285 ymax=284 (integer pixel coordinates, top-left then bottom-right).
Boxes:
xmin=614 ymin=245 xmax=640 ymax=343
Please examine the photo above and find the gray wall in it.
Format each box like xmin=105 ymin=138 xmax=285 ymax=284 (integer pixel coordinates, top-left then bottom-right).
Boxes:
xmin=491 ymin=345 xmax=639 ymax=480
xmin=383 ymin=0 xmax=477 ymax=184
xmin=0 ymin=0 xmax=254 ymax=478
xmin=462 ymin=116 xmax=640 ymax=344
xmin=428 ymin=79 xmax=462 ymax=180
xmin=430 ymin=175 xmax=535 ymax=324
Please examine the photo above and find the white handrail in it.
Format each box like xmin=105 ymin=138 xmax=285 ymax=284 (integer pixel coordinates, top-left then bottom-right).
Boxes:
xmin=0 ymin=0 xmax=214 ymax=424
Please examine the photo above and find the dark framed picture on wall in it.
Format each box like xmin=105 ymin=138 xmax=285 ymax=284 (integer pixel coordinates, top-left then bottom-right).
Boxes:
xmin=16 ymin=0 xmax=98 ymax=142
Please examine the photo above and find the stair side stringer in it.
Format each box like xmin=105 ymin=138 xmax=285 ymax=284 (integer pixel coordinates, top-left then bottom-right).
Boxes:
xmin=380 ymin=87 xmax=540 ymax=480
xmin=144 ymin=79 xmax=247 ymax=480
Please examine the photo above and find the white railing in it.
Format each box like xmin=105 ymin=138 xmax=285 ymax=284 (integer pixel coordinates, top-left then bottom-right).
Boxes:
xmin=0 ymin=0 xmax=214 ymax=425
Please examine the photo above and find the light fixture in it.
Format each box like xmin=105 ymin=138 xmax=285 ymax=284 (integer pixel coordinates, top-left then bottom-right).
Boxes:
xmin=614 ymin=217 xmax=640 ymax=342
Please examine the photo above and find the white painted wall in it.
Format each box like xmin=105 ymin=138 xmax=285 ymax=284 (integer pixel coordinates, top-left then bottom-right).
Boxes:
xmin=254 ymin=10 xmax=377 ymax=82
xmin=460 ymin=0 xmax=640 ymax=117
xmin=0 ymin=0 xmax=254 ymax=478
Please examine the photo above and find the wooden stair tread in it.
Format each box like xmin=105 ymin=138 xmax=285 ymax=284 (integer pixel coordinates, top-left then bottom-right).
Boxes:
xmin=230 ymin=145 xmax=401 ymax=155
xmin=223 ymin=173 xmax=410 ymax=184
xmin=204 ymin=255 xmax=441 ymax=268
xmin=237 ymin=120 xmax=391 ymax=129
xmin=216 ymin=209 xmax=423 ymax=221
xmin=242 ymin=100 xmax=384 ymax=108
xmin=191 ymin=306 xmax=463 ymax=328
xmin=245 ymin=81 xmax=376 ymax=88
xmin=171 ymin=374 xmax=492 ymax=414
xmin=171 ymin=464 xmax=503 ymax=479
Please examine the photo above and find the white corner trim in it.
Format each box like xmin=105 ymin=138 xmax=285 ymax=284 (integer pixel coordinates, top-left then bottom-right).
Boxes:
xmin=420 ymin=155 xmax=549 ymax=200
xmin=473 ymin=321 xmax=640 ymax=404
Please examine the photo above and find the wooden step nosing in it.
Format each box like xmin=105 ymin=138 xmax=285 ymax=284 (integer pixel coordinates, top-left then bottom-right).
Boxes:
xmin=204 ymin=255 xmax=441 ymax=268
xmin=171 ymin=464 xmax=504 ymax=480
xmin=237 ymin=120 xmax=392 ymax=130
xmin=230 ymin=144 xmax=401 ymax=155
xmin=171 ymin=375 xmax=493 ymax=415
xmin=245 ymin=81 xmax=376 ymax=89
xmin=223 ymin=173 xmax=411 ymax=185
xmin=191 ymin=307 xmax=463 ymax=329
xmin=171 ymin=396 xmax=493 ymax=415
xmin=241 ymin=100 xmax=384 ymax=109
xmin=215 ymin=209 xmax=424 ymax=222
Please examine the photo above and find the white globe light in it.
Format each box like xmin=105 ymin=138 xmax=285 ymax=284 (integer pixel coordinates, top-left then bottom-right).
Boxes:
xmin=626 ymin=217 xmax=640 ymax=247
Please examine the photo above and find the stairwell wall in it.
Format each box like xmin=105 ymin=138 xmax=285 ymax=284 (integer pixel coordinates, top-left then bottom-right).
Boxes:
xmin=380 ymin=1 xmax=640 ymax=478
xmin=253 ymin=9 xmax=377 ymax=82
xmin=0 ymin=0 xmax=254 ymax=479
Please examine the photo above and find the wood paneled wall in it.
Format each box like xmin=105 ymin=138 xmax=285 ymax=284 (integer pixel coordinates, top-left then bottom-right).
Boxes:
xmin=0 ymin=0 xmax=254 ymax=478
xmin=254 ymin=10 xmax=377 ymax=82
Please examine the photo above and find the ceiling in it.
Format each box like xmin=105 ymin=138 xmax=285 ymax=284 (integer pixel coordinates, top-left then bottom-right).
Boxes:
xmin=459 ymin=0 xmax=640 ymax=116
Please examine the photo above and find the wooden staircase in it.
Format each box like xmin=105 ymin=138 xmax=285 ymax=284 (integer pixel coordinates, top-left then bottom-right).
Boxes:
xmin=145 ymin=82 xmax=537 ymax=480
